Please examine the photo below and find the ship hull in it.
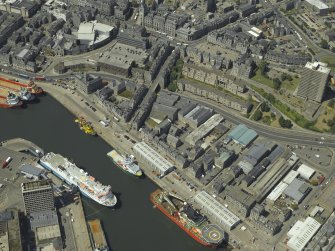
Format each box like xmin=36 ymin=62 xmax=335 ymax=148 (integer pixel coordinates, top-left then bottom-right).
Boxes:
xmin=40 ymin=160 xmax=116 ymax=207
xmin=107 ymin=150 xmax=142 ymax=177
xmin=109 ymin=157 xmax=142 ymax=177
xmin=150 ymin=190 xmax=217 ymax=248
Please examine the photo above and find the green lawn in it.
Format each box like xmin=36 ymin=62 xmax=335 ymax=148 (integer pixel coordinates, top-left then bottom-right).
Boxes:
xmin=320 ymin=55 xmax=335 ymax=72
xmin=118 ymin=90 xmax=133 ymax=99
xmin=252 ymin=69 xmax=275 ymax=88
xmin=281 ymin=76 xmax=300 ymax=91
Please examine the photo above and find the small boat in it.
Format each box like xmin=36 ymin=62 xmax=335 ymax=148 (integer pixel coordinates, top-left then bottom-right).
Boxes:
xmin=6 ymin=92 xmax=22 ymax=107
xmin=19 ymin=87 xmax=35 ymax=101
xmin=75 ymin=117 xmax=97 ymax=136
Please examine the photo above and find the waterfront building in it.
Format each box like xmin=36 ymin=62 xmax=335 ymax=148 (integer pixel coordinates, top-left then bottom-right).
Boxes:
xmin=133 ymin=142 xmax=175 ymax=177
xmin=193 ymin=191 xmax=240 ymax=230
xmin=21 ymin=180 xmax=55 ymax=214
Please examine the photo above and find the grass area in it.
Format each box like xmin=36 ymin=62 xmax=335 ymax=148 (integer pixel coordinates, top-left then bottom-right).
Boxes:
xmin=252 ymin=69 xmax=275 ymax=88
xmin=252 ymin=68 xmax=300 ymax=91
xmin=252 ymin=85 xmax=321 ymax=131
xmin=281 ymin=75 xmax=300 ymax=91
xmin=320 ymin=55 xmax=335 ymax=72
xmin=168 ymin=59 xmax=184 ymax=92
xmin=314 ymin=104 xmax=335 ymax=131
xmin=118 ymin=89 xmax=133 ymax=99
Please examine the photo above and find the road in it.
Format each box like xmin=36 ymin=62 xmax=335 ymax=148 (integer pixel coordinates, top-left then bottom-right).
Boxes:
xmin=177 ymin=91 xmax=335 ymax=148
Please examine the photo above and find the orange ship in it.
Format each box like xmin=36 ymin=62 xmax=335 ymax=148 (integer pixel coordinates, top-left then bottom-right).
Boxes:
xmin=150 ymin=189 xmax=225 ymax=248
xmin=0 ymin=76 xmax=43 ymax=95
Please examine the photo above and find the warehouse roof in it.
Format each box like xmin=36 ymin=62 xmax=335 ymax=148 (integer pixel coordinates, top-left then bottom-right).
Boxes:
xmin=297 ymin=164 xmax=315 ymax=180
xmin=20 ymin=164 xmax=44 ymax=177
xmin=283 ymin=170 xmax=299 ymax=184
xmin=134 ymin=142 xmax=174 ymax=175
xmin=238 ymin=129 xmax=257 ymax=146
xmin=305 ymin=0 xmax=328 ymax=10
xmin=287 ymin=217 xmax=321 ymax=251
xmin=228 ymin=124 xmax=257 ymax=146
xmin=266 ymin=181 xmax=288 ymax=202
xmin=194 ymin=191 xmax=240 ymax=230
xmin=228 ymin=124 xmax=248 ymax=140
xmin=283 ymin=178 xmax=310 ymax=203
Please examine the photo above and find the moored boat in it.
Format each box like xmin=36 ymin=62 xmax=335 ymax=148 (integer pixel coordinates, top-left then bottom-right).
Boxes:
xmin=75 ymin=117 xmax=97 ymax=136
xmin=6 ymin=92 xmax=22 ymax=107
xmin=40 ymin=152 xmax=117 ymax=207
xmin=19 ymin=87 xmax=35 ymax=101
xmin=107 ymin=150 xmax=142 ymax=177
xmin=150 ymin=189 xmax=225 ymax=248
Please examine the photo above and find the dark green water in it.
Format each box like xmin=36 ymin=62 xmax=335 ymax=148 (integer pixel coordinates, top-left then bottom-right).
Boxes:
xmin=0 ymin=94 xmax=227 ymax=251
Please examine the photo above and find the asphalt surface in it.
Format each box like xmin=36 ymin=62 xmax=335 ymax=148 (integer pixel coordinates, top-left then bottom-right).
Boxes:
xmin=178 ymin=92 xmax=335 ymax=148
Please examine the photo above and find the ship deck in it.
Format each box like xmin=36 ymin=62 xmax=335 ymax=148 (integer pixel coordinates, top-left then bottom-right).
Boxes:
xmin=88 ymin=219 xmax=108 ymax=249
xmin=0 ymin=77 xmax=27 ymax=92
xmin=201 ymin=224 xmax=225 ymax=244
xmin=0 ymin=87 xmax=9 ymax=98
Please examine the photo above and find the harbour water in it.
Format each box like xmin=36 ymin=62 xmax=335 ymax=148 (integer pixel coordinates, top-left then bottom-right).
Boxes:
xmin=0 ymin=94 xmax=228 ymax=251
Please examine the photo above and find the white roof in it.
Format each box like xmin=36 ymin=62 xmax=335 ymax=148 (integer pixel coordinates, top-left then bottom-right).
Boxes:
xmin=305 ymin=61 xmax=331 ymax=74
xmin=287 ymin=217 xmax=321 ymax=251
xmin=247 ymin=30 xmax=259 ymax=38
xmin=287 ymin=220 xmax=304 ymax=238
xmin=78 ymin=22 xmax=94 ymax=34
xmin=17 ymin=48 xmax=29 ymax=59
xmin=305 ymin=0 xmax=328 ymax=10
xmin=133 ymin=142 xmax=174 ymax=175
xmin=267 ymin=181 xmax=288 ymax=202
xmin=251 ymin=26 xmax=262 ymax=34
xmin=185 ymin=114 xmax=223 ymax=145
xmin=194 ymin=191 xmax=240 ymax=229
xmin=283 ymin=170 xmax=299 ymax=184
xmin=77 ymin=21 xmax=114 ymax=43
xmin=297 ymin=164 xmax=315 ymax=180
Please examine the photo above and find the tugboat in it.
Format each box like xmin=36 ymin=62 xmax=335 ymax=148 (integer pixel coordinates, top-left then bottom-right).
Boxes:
xmin=19 ymin=87 xmax=35 ymax=101
xmin=27 ymin=80 xmax=43 ymax=95
xmin=75 ymin=117 xmax=97 ymax=136
xmin=6 ymin=92 xmax=22 ymax=107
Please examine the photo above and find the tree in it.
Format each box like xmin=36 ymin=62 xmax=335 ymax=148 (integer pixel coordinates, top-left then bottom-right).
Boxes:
xmin=279 ymin=116 xmax=293 ymax=128
xmin=252 ymin=110 xmax=263 ymax=121
xmin=260 ymin=102 xmax=270 ymax=112
xmin=273 ymin=78 xmax=282 ymax=90
xmin=328 ymin=99 xmax=335 ymax=108
xmin=320 ymin=39 xmax=329 ymax=49
xmin=266 ymin=93 xmax=276 ymax=103
xmin=258 ymin=60 xmax=268 ymax=76
xmin=310 ymin=180 xmax=319 ymax=186
xmin=291 ymin=203 xmax=298 ymax=210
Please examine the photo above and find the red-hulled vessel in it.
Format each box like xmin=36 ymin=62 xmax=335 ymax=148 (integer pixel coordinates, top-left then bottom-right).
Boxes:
xmin=0 ymin=92 xmax=23 ymax=108
xmin=0 ymin=76 xmax=43 ymax=95
xmin=150 ymin=189 xmax=225 ymax=248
